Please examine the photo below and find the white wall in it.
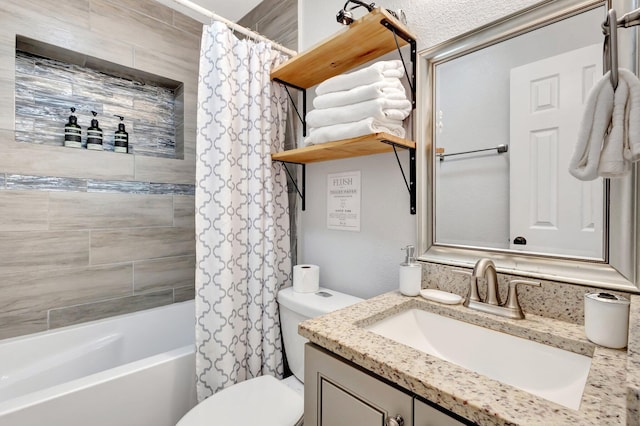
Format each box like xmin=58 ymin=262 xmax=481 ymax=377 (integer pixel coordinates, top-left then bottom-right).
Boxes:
xmin=296 ymin=0 xmax=552 ymax=298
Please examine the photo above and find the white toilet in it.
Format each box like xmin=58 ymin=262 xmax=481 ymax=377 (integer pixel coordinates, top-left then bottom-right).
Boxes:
xmin=177 ymin=286 xmax=362 ymax=426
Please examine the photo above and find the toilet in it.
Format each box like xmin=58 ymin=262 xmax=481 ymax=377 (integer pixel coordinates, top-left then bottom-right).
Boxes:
xmin=177 ymin=286 xmax=362 ymax=426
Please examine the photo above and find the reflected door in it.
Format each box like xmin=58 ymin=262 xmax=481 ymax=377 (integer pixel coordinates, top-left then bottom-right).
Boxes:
xmin=509 ymin=44 xmax=604 ymax=258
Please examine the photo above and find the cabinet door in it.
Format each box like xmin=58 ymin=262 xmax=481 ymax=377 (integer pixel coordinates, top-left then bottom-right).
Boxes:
xmin=305 ymin=343 xmax=413 ymax=426
xmin=414 ymin=398 xmax=466 ymax=426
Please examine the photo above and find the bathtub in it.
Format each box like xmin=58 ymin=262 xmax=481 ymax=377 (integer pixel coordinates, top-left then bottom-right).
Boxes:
xmin=0 ymin=300 xmax=196 ymax=426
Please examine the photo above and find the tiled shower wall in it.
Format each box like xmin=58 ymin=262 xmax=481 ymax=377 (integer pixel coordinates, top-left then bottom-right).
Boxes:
xmin=0 ymin=0 xmax=201 ymax=339
xmin=15 ymin=51 xmax=177 ymax=158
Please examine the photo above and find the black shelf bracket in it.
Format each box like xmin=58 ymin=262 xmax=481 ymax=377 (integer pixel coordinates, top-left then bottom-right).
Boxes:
xmin=384 ymin=141 xmax=416 ymax=215
xmin=381 ymin=19 xmax=417 ymax=109
xmin=274 ymin=78 xmax=307 ymax=137
xmin=275 ymin=160 xmax=306 ymax=211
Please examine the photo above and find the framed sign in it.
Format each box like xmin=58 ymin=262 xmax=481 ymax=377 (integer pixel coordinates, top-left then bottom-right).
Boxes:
xmin=327 ymin=171 xmax=361 ymax=231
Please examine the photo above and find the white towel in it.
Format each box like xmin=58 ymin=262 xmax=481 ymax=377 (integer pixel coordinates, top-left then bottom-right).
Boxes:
xmin=306 ymin=97 xmax=412 ymax=129
xmin=304 ymin=118 xmax=406 ymax=146
xmin=316 ymin=60 xmax=404 ymax=95
xmin=569 ymin=69 xmax=640 ymax=180
xmin=313 ymin=79 xmax=407 ymax=109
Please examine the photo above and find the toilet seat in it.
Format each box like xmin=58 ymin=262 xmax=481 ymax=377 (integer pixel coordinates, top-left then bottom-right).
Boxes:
xmin=176 ymin=375 xmax=303 ymax=426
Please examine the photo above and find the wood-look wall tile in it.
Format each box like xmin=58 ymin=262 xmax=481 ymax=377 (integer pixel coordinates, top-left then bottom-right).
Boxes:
xmin=89 ymin=1 xmax=199 ymax=64
xmin=48 ymin=288 xmax=173 ymax=329
xmin=0 ymin=310 xmax=47 ymax=340
xmin=0 ymin=135 xmax=135 ymax=180
xmin=0 ymin=230 xmax=89 ymax=274
xmin=134 ymin=155 xmax=195 ymax=185
xmin=105 ymin=0 xmax=174 ymax=26
xmin=0 ymin=263 xmax=132 ymax=314
xmin=174 ymin=285 xmax=195 ymax=302
xmin=91 ymin=227 xmax=195 ymax=265
xmin=0 ymin=15 xmax=135 ymax=70
xmin=0 ymin=190 xmax=49 ymax=231
xmin=173 ymin=195 xmax=195 ymax=228
xmin=237 ymin=0 xmax=298 ymax=50
xmin=172 ymin=10 xmax=203 ymax=37
xmin=182 ymin=89 xmax=197 ymax=160
xmin=132 ymin=47 xmax=198 ymax=83
xmin=134 ymin=255 xmax=195 ymax=293
xmin=49 ymin=192 xmax=173 ymax=230
xmin=0 ymin=0 xmax=91 ymax=30
xmin=0 ymin=78 xmax=14 ymax=132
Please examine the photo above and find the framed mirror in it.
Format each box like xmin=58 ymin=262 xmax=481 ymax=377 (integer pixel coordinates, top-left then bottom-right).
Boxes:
xmin=417 ymin=0 xmax=640 ymax=292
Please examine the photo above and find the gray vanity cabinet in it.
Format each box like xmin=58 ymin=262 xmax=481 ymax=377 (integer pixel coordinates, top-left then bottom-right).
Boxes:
xmin=304 ymin=343 xmax=466 ymax=426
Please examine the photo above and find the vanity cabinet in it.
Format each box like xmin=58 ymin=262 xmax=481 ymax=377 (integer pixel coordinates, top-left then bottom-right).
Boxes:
xmin=304 ymin=343 xmax=467 ymax=426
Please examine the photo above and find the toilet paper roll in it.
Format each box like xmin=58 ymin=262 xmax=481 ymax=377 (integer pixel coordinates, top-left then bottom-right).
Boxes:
xmin=293 ymin=264 xmax=320 ymax=293
xmin=584 ymin=292 xmax=630 ymax=349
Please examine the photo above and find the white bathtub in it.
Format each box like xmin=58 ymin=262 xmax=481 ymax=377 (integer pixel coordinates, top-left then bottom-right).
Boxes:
xmin=0 ymin=300 xmax=196 ymax=426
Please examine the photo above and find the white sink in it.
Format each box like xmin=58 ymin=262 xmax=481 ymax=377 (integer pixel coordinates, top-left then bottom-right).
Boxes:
xmin=365 ymin=309 xmax=591 ymax=410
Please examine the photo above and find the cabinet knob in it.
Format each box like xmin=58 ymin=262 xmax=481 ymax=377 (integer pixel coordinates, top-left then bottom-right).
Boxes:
xmin=386 ymin=414 xmax=405 ymax=426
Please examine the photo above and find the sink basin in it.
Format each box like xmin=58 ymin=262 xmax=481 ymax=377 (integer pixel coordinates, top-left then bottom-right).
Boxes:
xmin=365 ymin=309 xmax=591 ymax=410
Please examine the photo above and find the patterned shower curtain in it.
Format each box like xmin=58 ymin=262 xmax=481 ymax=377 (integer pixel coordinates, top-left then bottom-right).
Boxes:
xmin=195 ymin=21 xmax=291 ymax=402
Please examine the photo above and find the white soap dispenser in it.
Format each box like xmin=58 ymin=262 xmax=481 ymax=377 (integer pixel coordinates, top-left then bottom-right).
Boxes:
xmin=399 ymin=245 xmax=422 ymax=296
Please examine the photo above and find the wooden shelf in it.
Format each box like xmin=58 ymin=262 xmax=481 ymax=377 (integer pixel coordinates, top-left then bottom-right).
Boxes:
xmin=271 ymin=133 xmax=415 ymax=164
xmin=270 ymin=8 xmax=416 ymax=89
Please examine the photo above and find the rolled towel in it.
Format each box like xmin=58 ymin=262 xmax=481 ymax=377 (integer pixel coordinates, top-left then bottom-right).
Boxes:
xmin=304 ymin=118 xmax=406 ymax=146
xmin=313 ymin=79 xmax=407 ymax=109
xmin=599 ymin=72 xmax=631 ymax=177
xmin=620 ymin=69 xmax=640 ymax=162
xmin=306 ymin=97 xmax=412 ymax=129
xmin=316 ymin=60 xmax=404 ymax=95
xmin=569 ymin=69 xmax=640 ymax=180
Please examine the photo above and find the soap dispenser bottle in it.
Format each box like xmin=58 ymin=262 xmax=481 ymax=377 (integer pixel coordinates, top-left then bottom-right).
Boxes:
xmin=86 ymin=110 xmax=103 ymax=150
xmin=399 ymin=245 xmax=422 ymax=296
xmin=64 ymin=107 xmax=82 ymax=148
xmin=113 ymin=115 xmax=129 ymax=153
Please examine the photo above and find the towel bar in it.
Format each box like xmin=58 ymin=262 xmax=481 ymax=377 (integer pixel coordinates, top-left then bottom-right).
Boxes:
xmin=602 ymin=6 xmax=640 ymax=89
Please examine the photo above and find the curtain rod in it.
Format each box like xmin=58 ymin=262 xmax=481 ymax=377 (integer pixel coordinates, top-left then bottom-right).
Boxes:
xmin=168 ymin=0 xmax=298 ymax=57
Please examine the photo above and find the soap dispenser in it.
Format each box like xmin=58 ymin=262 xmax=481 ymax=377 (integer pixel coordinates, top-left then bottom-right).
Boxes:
xmin=113 ymin=115 xmax=129 ymax=153
xmin=399 ymin=245 xmax=422 ymax=296
xmin=64 ymin=107 xmax=82 ymax=148
xmin=86 ymin=110 xmax=103 ymax=150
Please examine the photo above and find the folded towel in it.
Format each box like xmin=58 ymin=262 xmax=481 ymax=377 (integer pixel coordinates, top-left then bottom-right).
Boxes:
xmin=313 ymin=79 xmax=407 ymax=109
xmin=569 ymin=69 xmax=640 ymax=180
xmin=599 ymin=72 xmax=632 ymax=177
xmin=316 ymin=60 xmax=405 ymax=95
xmin=621 ymin=69 xmax=640 ymax=161
xmin=304 ymin=118 xmax=406 ymax=146
xmin=306 ymin=97 xmax=412 ymax=128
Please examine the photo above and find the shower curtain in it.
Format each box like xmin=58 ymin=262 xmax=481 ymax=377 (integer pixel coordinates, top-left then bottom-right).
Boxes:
xmin=195 ymin=21 xmax=291 ymax=401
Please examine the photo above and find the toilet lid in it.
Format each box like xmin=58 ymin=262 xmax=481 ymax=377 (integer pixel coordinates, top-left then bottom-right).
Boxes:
xmin=177 ymin=375 xmax=303 ymax=426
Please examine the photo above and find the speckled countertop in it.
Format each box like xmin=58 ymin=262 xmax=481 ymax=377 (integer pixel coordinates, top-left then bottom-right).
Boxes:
xmin=299 ymin=291 xmax=632 ymax=425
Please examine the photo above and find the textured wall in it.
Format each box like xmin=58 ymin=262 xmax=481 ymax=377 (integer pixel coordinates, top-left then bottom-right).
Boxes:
xmin=0 ymin=0 xmax=201 ymax=339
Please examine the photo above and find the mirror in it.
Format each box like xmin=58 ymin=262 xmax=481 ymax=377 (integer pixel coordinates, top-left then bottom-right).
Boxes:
xmin=417 ymin=0 xmax=640 ymax=291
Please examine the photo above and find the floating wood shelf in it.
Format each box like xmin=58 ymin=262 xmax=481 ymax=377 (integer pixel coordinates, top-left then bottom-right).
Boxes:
xmin=270 ymin=8 xmax=416 ymax=89
xmin=272 ymin=133 xmax=415 ymax=164
xmin=270 ymin=8 xmax=417 ymax=214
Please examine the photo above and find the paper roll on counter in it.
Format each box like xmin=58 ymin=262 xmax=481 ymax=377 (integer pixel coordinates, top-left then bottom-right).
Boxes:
xmin=293 ymin=264 xmax=320 ymax=293
xmin=584 ymin=292 xmax=630 ymax=349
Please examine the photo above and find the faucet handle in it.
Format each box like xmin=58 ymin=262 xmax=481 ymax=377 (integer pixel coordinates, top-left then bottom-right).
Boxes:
xmin=504 ymin=279 xmax=541 ymax=319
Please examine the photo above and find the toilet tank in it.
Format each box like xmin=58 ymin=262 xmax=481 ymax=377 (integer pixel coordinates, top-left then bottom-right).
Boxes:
xmin=277 ymin=287 xmax=362 ymax=382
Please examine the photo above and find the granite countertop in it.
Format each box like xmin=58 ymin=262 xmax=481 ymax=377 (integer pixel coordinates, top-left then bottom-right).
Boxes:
xmin=299 ymin=291 xmax=632 ymax=425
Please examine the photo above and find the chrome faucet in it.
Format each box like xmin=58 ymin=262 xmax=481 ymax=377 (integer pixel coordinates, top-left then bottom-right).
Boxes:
xmin=462 ymin=258 xmax=540 ymax=320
